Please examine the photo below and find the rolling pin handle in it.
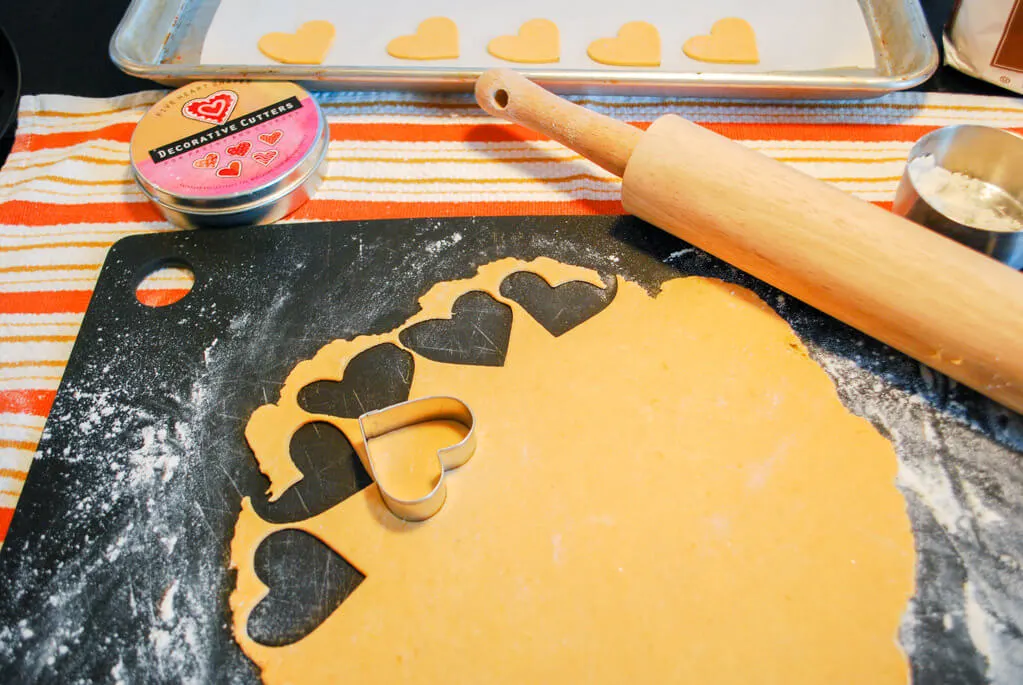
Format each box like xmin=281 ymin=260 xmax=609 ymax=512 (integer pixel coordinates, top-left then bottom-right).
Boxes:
xmin=475 ymin=69 xmax=642 ymax=177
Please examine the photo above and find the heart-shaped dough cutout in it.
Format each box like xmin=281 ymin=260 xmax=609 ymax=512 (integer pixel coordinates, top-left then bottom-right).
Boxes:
xmin=587 ymin=21 xmax=660 ymax=67
xmin=258 ymin=20 xmax=336 ymax=65
xmin=387 ymin=17 xmax=459 ymax=60
xmin=487 ymin=19 xmax=559 ymax=64
xmin=683 ymin=17 xmax=759 ymax=64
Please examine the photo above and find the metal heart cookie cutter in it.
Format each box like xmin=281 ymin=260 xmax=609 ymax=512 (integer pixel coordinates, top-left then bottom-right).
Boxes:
xmin=358 ymin=396 xmax=477 ymax=522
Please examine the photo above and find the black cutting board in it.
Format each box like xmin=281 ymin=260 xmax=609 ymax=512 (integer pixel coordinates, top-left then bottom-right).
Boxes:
xmin=0 ymin=216 xmax=1020 ymax=684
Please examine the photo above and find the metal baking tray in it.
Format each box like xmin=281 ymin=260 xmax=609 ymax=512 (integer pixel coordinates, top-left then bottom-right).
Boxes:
xmin=110 ymin=0 xmax=938 ymax=98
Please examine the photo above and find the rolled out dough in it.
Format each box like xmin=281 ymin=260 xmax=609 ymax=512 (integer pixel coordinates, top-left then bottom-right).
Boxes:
xmin=232 ymin=257 xmax=915 ymax=683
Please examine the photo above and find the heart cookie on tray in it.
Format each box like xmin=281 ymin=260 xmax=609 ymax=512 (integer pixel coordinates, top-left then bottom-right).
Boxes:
xmin=683 ymin=17 xmax=759 ymax=64
xmin=259 ymin=20 xmax=336 ymax=65
xmin=587 ymin=21 xmax=660 ymax=67
xmin=488 ymin=19 xmax=560 ymax=64
xmin=387 ymin=17 xmax=459 ymax=60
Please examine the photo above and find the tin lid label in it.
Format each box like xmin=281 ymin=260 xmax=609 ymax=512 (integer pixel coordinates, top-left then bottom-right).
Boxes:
xmin=131 ymin=82 xmax=322 ymax=199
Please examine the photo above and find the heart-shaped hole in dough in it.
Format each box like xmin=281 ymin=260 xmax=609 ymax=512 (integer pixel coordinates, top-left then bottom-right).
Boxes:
xmin=251 ymin=421 xmax=373 ymax=524
xmin=500 ymin=271 xmax=617 ymax=337
xmin=399 ymin=291 xmax=512 ymax=367
xmin=248 ymin=529 xmax=364 ymax=646
xmin=297 ymin=343 xmax=414 ymax=418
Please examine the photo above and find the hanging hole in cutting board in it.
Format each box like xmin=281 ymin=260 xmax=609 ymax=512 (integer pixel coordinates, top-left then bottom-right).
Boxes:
xmin=248 ymin=528 xmax=364 ymax=647
xmin=134 ymin=260 xmax=195 ymax=308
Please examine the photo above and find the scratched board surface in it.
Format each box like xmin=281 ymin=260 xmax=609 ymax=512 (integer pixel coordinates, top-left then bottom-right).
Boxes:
xmin=0 ymin=216 xmax=1021 ymax=683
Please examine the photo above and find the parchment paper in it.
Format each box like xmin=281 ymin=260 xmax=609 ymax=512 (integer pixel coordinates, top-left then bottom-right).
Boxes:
xmin=200 ymin=0 xmax=877 ymax=73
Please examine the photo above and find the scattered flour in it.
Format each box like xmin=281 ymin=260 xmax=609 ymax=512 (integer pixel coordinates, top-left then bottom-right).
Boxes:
xmin=18 ymin=620 xmax=33 ymax=640
xmin=111 ymin=658 xmax=126 ymax=684
xmin=0 ymin=322 xmax=240 ymax=683
xmin=159 ymin=581 xmax=179 ymax=623
xmin=964 ymin=581 xmax=993 ymax=665
xmin=424 ymin=232 xmax=463 ymax=254
xmin=665 ymin=248 xmax=697 ymax=261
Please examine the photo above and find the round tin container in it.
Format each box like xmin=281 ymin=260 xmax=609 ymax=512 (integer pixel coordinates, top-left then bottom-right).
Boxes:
xmin=130 ymin=81 xmax=328 ymax=228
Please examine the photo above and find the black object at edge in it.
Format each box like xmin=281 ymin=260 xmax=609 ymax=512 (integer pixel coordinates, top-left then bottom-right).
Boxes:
xmin=0 ymin=25 xmax=21 ymax=141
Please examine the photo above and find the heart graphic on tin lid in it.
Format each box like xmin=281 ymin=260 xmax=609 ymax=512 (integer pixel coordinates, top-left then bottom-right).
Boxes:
xmin=182 ymin=90 xmax=239 ymax=125
xmin=216 ymin=160 xmax=242 ymax=178
xmin=226 ymin=141 xmax=252 ymax=157
xmin=192 ymin=152 xmax=219 ymax=169
xmin=252 ymin=150 xmax=279 ymax=166
xmin=259 ymin=130 xmax=284 ymax=146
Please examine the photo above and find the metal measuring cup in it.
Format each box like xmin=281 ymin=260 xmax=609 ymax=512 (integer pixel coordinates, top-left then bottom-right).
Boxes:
xmin=892 ymin=124 xmax=1023 ymax=269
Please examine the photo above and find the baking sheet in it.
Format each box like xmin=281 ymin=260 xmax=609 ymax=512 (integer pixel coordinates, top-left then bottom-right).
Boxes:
xmin=200 ymin=0 xmax=877 ymax=73
xmin=109 ymin=0 xmax=939 ymax=96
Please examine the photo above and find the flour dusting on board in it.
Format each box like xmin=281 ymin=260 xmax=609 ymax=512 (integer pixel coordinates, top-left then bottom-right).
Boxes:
xmin=810 ymin=337 xmax=1023 ymax=683
xmin=0 ymin=366 xmax=216 ymax=683
xmin=0 ymin=309 xmax=263 ymax=684
xmin=425 ymin=231 xmax=463 ymax=254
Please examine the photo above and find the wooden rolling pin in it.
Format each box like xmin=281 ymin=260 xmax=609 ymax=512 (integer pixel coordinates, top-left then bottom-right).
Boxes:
xmin=475 ymin=69 xmax=1023 ymax=414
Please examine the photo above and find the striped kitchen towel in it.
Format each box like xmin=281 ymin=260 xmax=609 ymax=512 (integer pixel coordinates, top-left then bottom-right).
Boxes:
xmin=1 ymin=88 xmax=1023 ymax=547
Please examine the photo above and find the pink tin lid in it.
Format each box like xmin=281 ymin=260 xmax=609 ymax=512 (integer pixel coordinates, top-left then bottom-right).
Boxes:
xmin=130 ymin=81 xmax=327 ymax=227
